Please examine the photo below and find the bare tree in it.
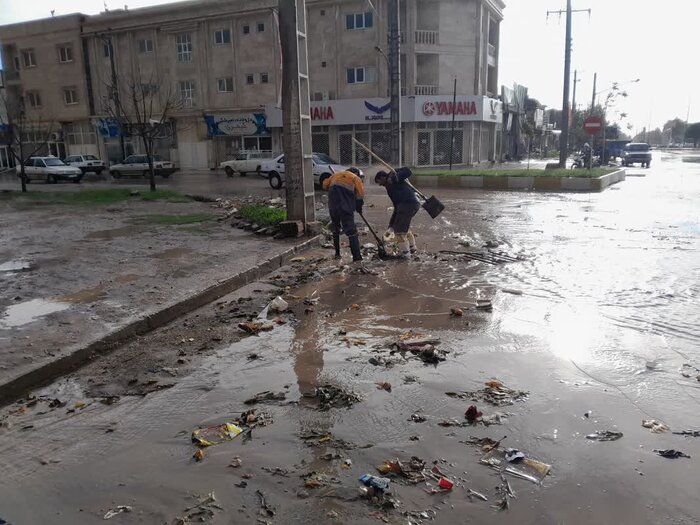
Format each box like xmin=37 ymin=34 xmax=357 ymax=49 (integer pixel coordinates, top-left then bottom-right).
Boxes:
xmin=103 ymin=71 xmax=182 ymax=192
xmin=0 ymin=90 xmax=56 ymax=193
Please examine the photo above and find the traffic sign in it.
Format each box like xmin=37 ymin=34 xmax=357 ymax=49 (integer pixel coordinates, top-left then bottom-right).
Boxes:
xmin=583 ymin=116 xmax=603 ymax=135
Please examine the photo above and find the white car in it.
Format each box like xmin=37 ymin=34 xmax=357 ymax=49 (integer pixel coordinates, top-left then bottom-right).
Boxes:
xmin=64 ymin=154 xmax=107 ymax=175
xmin=262 ymin=153 xmax=364 ymax=189
xmin=109 ymin=154 xmax=177 ymax=179
xmin=219 ymin=151 xmax=275 ymax=178
xmin=16 ymin=156 xmax=83 ymax=183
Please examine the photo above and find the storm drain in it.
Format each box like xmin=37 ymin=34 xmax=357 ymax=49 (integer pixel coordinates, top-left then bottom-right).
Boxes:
xmin=438 ymin=250 xmax=524 ymax=265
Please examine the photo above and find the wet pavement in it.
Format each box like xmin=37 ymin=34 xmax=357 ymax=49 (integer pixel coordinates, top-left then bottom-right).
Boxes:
xmin=1 ymin=150 xmax=699 ymax=524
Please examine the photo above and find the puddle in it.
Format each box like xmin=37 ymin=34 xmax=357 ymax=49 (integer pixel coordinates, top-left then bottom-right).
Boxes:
xmin=84 ymin=226 xmax=142 ymax=241
xmin=58 ymin=286 xmax=107 ymax=304
xmin=0 ymin=260 xmax=34 ymax=273
xmin=151 ymin=248 xmax=193 ymax=260
xmin=114 ymin=274 xmax=140 ymax=284
xmin=0 ymin=299 xmax=70 ymax=328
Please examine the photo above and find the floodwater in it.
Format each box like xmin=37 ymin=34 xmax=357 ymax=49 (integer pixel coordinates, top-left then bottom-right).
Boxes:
xmin=0 ymin=298 xmax=70 ymax=328
xmin=0 ymin=260 xmax=34 ymax=273
xmin=0 ymin=151 xmax=699 ymax=523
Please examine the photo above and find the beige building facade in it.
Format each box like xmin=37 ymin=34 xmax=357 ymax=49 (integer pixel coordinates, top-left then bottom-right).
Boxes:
xmin=0 ymin=0 xmax=505 ymax=170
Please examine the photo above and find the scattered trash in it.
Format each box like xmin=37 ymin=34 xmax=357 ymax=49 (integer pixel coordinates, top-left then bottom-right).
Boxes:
xmin=299 ymin=429 xmax=372 ymax=450
xmin=236 ymin=408 xmax=273 ymax=429
xmin=450 ymin=307 xmax=464 ymax=317
xmin=679 ymin=363 xmax=700 ymax=378
xmin=476 ymin=300 xmax=493 ymax=312
xmin=238 ymin=321 xmax=274 ymax=335
xmin=481 ymin=412 xmax=510 ymax=426
xmin=409 ymin=413 xmax=427 ymax=423
xmin=269 ymin=296 xmax=289 ymax=312
xmin=461 ymin=435 xmax=507 ymax=452
xmin=175 ymin=491 xmax=222 ymax=523
xmin=394 ymin=334 xmax=447 ymax=364
xmin=290 ymin=256 xmax=307 ymax=263
xmin=502 ymin=288 xmax=523 ymax=295
xmin=465 ymin=405 xmax=483 ymax=423
xmin=229 ymin=456 xmax=242 ymax=468
xmin=480 ymin=449 xmax=550 ymax=484
xmin=103 ymin=506 xmax=132 ymax=519
xmin=438 ymin=477 xmax=454 ymax=490
xmin=672 ymin=430 xmax=700 ymax=437
xmin=235 ymin=480 xmax=248 ymax=488
xmin=244 ymin=391 xmax=287 ymax=405
xmin=343 ymin=459 xmax=353 ymax=469
xmin=584 ymin=411 xmax=592 ymax=418
xmin=654 ymin=449 xmax=691 ymax=459
xmin=447 ymin=380 xmax=528 ymax=406
xmin=359 ymin=474 xmax=391 ymax=492
xmin=376 ymin=382 xmax=392 ymax=392
xmin=193 ymin=448 xmax=205 ymax=462
xmin=349 ymin=303 xmax=361 ymax=310
xmin=586 ymin=430 xmax=623 ymax=442
xmin=191 ymin=423 xmax=243 ymax=447
xmin=505 ymin=448 xmax=525 ymax=463
xmin=303 ymin=384 xmax=362 ymax=410
xmin=642 ymin=420 xmax=670 ymax=433
xmin=376 ymin=457 xmax=426 ymax=484
xmin=466 ymin=488 xmax=489 ymax=501
xmin=262 ymin=466 xmax=291 ymax=477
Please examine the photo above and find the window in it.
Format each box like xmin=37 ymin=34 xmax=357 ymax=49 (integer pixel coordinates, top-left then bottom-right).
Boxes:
xmin=257 ymin=22 xmax=265 ymax=33
xmin=217 ymin=77 xmax=234 ymax=92
xmin=26 ymin=91 xmax=42 ymax=108
xmin=214 ymin=28 xmax=231 ymax=45
xmin=58 ymin=45 xmax=73 ymax=63
xmin=13 ymin=56 xmax=20 ymax=71
xmin=246 ymin=74 xmax=254 ymax=85
xmin=179 ymin=80 xmax=196 ymax=107
xmin=320 ymin=9 xmax=326 ymax=15
xmin=63 ymin=87 xmax=78 ymax=105
xmin=22 ymin=49 xmax=36 ymax=68
xmin=138 ymin=38 xmax=154 ymax=54
xmin=141 ymin=83 xmax=158 ymax=96
xmin=242 ymin=24 xmax=250 ymax=35
xmin=321 ymin=61 xmax=327 ymax=68
xmin=176 ymin=34 xmax=192 ymax=62
xmin=103 ymin=40 xmax=112 ymax=58
xmin=346 ymin=66 xmax=376 ymax=84
xmin=260 ymin=72 xmax=269 ymax=84
xmin=346 ymin=12 xmax=373 ymax=30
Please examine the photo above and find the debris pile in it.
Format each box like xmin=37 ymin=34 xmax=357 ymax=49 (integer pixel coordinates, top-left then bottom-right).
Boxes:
xmin=446 ymin=379 xmax=529 ymax=406
xmin=303 ymin=384 xmax=362 ymax=411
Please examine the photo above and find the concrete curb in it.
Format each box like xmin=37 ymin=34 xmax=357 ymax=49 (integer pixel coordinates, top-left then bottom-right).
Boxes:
xmin=412 ymin=169 xmax=626 ymax=192
xmin=0 ymin=235 xmax=322 ymax=406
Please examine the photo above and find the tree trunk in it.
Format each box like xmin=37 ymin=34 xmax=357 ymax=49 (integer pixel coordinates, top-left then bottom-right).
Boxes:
xmin=20 ymin=166 xmax=27 ymax=193
xmin=144 ymin=139 xmax=156 ymax=192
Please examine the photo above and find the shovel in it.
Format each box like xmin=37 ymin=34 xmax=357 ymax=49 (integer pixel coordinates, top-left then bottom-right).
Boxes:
xmin=351 ymin=137 xmax=445 ymax=219
xmin=358 ymin=212 xmax=389 ymax=259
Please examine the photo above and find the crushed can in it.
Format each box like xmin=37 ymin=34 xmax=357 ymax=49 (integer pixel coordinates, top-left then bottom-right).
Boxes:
xmin=359 ymin=474 xmax=390 ymax=492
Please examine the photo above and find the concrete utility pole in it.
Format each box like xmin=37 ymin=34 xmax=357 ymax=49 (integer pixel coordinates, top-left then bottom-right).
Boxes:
xmin=547 ymin=2 xmax=590 ymax=168
xmin=571 ymin=69 xmax=578 ymax=114
xmin=590 ymin=72 xmax=597 ymax=112
xmin=388 ymin=0 xmax=402 ymax=166
xmin=278 ymin=0 xmax=316 ymax=235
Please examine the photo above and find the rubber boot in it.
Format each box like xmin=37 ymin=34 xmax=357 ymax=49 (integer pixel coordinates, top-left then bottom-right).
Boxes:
xmin=349 ymin=235 xmax=363 ymax=262
xmin=333 ymin=232 xmax=341 ymax=259
xmin=407 ymin=231 xmax=417 ymax=254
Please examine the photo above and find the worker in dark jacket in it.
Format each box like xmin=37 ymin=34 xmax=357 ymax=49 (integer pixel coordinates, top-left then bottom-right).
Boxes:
xmin=323 ymin=167 xmax=365 ymax=262
xmin=375 ymin=167 xmax=420 ymax=258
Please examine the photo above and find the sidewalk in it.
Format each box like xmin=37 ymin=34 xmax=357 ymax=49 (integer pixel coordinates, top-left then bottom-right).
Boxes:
xmin=0 ymin=191 xmax=316 ymax=403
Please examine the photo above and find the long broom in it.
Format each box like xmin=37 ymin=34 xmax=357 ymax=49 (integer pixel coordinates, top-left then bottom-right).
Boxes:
xmin=351 ymin=137 xmax=445 ymax=219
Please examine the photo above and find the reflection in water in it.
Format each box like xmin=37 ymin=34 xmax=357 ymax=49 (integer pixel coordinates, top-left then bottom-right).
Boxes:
xmin=0 ymin=299 xmax=70 ymax=328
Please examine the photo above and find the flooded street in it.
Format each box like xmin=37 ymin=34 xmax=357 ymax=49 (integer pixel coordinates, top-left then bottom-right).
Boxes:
xmin=1 ymin=151 xmax=699 ymax=524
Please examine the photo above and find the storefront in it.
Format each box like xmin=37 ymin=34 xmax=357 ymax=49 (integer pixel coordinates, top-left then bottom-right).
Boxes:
xmin=204 ymin=113 xmax=272 ymax=167
xmin=265 ymin=95 xmax=502 ymax=167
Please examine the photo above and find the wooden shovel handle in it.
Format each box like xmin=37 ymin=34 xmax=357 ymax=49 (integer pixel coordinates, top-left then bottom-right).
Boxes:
xmin=350 ymin=137 xmax=428 ymax=201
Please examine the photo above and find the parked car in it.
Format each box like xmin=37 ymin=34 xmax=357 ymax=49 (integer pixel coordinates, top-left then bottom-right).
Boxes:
xmin=110 ymin=154 xmax=177 ymax=178
xmin=63 ymin=154 xmax=107 ymax=175
xmin=219 ymin=151 xmax=275 ymax=178
xmin=621 ymin=143 xmax=652 ymax=168
xmin=16 ymin=156 xmax=82 ymax=183
xmin=261 ymin=153 xmax=364 ymax=190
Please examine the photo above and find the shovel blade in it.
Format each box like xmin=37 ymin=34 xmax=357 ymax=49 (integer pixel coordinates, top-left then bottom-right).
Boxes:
xmin=422 ymin=196 xmax=445 ymax=219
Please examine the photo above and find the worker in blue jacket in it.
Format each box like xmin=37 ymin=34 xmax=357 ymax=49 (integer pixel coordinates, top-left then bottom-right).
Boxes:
xmin=375 ymin=167 xmax=420 ymax=258
xmin=323 ymin=167 xmax=365 ymax=262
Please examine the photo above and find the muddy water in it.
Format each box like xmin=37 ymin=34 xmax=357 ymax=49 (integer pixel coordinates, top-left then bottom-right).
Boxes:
xmin=0 ymin=152 xmax=699 ymax=524
xmin=0 ymin=298 xmax=70 ymax=328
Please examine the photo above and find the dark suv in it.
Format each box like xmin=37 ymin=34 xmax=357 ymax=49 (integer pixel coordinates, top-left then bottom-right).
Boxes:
xmin=621 ymin=143 xmax=652 ymax=168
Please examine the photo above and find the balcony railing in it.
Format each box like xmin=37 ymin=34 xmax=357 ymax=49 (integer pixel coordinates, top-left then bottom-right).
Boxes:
xmin=2 ymin=69 xmax=20 ymax=82
xmin=415 ymin=85 xmax=438 ymax=96
xmin=415 ymin=30 xmax=439 ymax=46
xmin=488 ymin=43 xmax=496 ymax=57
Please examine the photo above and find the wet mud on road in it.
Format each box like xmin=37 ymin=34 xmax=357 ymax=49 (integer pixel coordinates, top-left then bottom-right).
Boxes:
xmin=1 ymin=151 xmax=699 ymax=524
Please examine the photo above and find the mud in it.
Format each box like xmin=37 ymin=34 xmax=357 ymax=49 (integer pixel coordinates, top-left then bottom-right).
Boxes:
xmin=1 ymin=152 xmax=699 ymax=524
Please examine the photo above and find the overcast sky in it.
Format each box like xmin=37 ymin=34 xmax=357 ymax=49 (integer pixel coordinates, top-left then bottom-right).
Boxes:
xmin=1 ymin=0 xmax=696 ymax=133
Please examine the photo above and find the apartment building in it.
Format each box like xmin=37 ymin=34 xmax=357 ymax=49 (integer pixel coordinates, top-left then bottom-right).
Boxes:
xmin=0 ymin=0 xmax=505 ymax=170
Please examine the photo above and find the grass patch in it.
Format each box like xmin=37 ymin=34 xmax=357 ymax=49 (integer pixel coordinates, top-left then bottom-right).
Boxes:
xmin=239 ymin=204 xmax=286 ymax=227
xmin=413 ymin=168 xmax=616 ymax=178
xmin=137 ymin=213 xmax=214 ymax=225
xmin=12 ymin=189 xmax=191 ymax=205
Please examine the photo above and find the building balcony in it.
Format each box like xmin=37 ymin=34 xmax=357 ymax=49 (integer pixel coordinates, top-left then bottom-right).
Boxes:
xmin=415 ymin=84 xmax=438 ymax=96
xmin=415 ymin=30 xmax=439 ymax=46
xmin=1 ymin=69 xmax=21 ymax=84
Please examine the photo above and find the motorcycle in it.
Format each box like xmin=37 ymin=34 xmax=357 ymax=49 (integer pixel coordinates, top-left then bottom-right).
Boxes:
xmin=571 ymin=152 xmax=601 ymax=169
